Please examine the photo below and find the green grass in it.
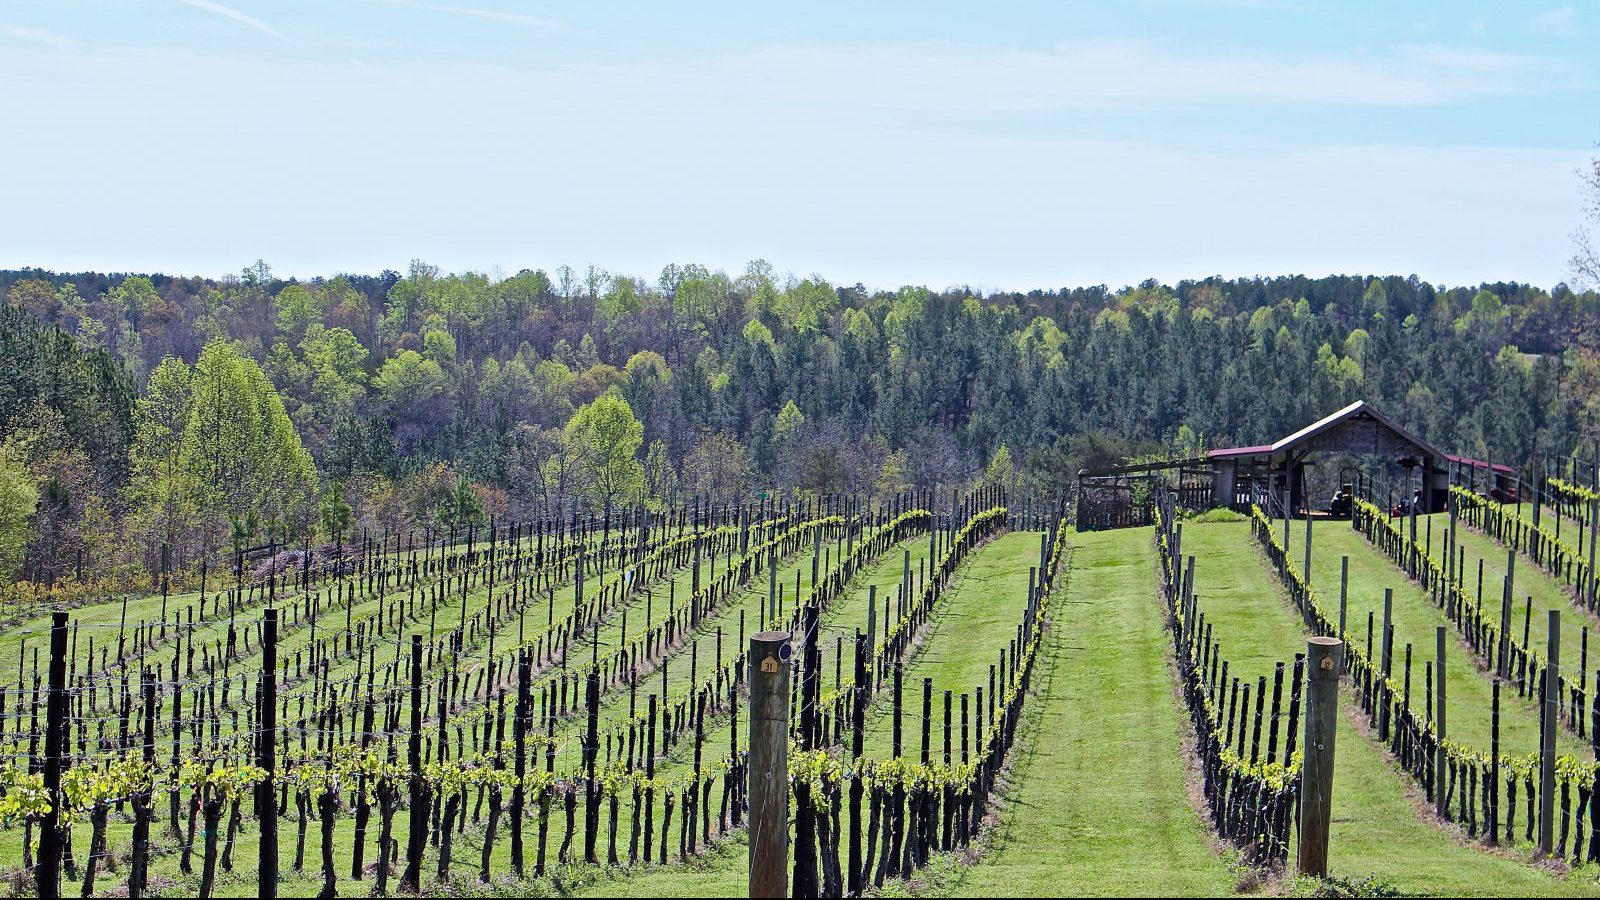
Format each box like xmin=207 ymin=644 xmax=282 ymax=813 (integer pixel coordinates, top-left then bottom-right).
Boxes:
xmin=1273 ymin=515 xmax=1584 ymax=757
xmin=17 ymin=519 xmax=1600 ymax=896
xmin=565 ymin=833 xmax=749 ymax=897
xmin=1416 ymin=511 xmax=1600 ymax=678
xmin=1190 ymin=507 xmax=1250 ymax=524
xmin=943 ymin=527 xmax=1239 ymax=896
xmin=1182 ymin=520 xmax=1598 ymax=895
xmin=561 ymin=530 xmax=1009 ymax=897
xmin=860 ymin=531 xmax=1041 ymax=758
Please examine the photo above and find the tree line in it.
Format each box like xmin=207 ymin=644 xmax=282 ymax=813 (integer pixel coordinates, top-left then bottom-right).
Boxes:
xmin=2 ymin=260 xmax=1598 ymax=592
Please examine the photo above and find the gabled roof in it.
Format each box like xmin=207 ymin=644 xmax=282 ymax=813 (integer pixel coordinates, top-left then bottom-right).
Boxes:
xmin=1207 ymin=401 xmax=1446 ymax=461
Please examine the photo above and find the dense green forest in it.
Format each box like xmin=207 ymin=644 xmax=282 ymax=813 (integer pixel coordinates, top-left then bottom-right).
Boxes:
xmin=2 ymin=261 xmax=1598 ymax=593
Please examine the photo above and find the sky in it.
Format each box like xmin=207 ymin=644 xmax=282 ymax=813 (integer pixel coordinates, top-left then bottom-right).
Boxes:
xmin=0 ymin=1 xmax=1596 ymax=293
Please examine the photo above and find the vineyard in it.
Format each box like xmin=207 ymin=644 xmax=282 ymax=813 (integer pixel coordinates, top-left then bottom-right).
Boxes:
xmin=5 ymin=463 xmax=1600 ymax=898
xmin=5 ymin=0 xmax=1599 ymax=892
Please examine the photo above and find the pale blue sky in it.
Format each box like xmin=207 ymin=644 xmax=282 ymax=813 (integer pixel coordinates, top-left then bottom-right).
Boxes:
xmin=1 ymin=1 xmax=1595 ymax=291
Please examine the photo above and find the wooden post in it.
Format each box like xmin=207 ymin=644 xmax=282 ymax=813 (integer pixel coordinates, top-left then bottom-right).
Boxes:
xmin=1304 ymin=513 xmax=1313 ymax=587
xmin=401 ymin=634 xmax=426 ymax=891
xmin=130 ymin=672 xmax=156 ymax=898
xmin=258 ymin=608 xmax=279 ymax=899
xmin=1490 ymin=682 xmax=1501 ymax=845
xmin=38 ymin=611 xmax=67 ymax=900
xmin=1379 ymin=589 xmax=1393 ymax=739
xmin=1298 ymin=636 xmax=1342 ymax=878
xmin=866 ymin=586 xmax=877 ymax=657
xmin=1280 ymin=477 xmax=1290 ymax=578
xmin=1538 ymin=610 xmax=1559 ymax=856
xmin=1338 ymin=557 xmax=1348 ymax=638
xmin=1590 ymin=496 xmax=1599 ymax=609
xmin=1505 ymin=550 xmax=1516 ymax=624
xmin=748 ymin=631 xmax=791 ymax=899
xmin=1499 ymin=578 xmax=1514 ymax=679
xmin=583 ymin=670 xmax=600 ymax=863
xmin=1434 ymin=626 xmax=1447 ymax=815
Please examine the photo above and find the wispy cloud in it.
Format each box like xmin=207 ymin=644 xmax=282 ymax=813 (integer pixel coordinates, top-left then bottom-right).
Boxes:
xmin=666 ymin=38 xmax=1553 ymax=122
xmin=1531 ymin=6 xmax=1578 ymax=38
xmin=0 ymin=25 xmax=76 ymax=48
xmin=0 ymin=39 xmax=1585 ymax=289
xmin=374 ymin=0 xmax=562 ymax=30
xmin=174 ymin=0 xmax=282 ymax=39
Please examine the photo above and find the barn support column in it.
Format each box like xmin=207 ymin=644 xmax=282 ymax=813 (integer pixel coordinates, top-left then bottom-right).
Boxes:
xmin=1213 ymin=460 xmax=1237 ymax=512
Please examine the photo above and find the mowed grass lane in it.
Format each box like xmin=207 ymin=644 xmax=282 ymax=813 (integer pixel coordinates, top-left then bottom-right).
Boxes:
xmin=947 ymin=526 xmax=1238 ymax=897
xmin=565 ymin=531 xmax=977 ymax=899
xmin=859 ymin=531 xmax=1042 ymax=758
xmin=1418 ymin=510 xmax=1600 ymax=678
xmin=1276 ymin=516 xmax=1585 ymax=757
xmin=1182 ymin=520 xmax=1593 ymax=896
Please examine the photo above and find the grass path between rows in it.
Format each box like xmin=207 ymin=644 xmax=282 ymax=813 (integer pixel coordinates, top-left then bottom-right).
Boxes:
xmin=942 ymin=527 xmax=1239 ymax=896
xmin=1276 ymin=516 xmax=1585 ymax=757
xmin=568 ymin=531 xmax=1041 ymax=896
xmin=1418 ymin=510 xmax=1600 ymax=678
xmin=859 ymin=531 xmax=1040 ymax=757
xmin=1183 ymin=520 xmax=1596 ymax=896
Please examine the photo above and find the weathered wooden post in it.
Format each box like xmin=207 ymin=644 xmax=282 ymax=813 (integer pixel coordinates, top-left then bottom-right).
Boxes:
xmin=1298 ymin=635 xmax=1342 ymax=878
xmin=1338 ymin=557 xmax=1349 ymax=638
xmin=1505 ymin=549 xmax=1517 ymax=624
xmin=38 ymin=611 xmax=67 ymax=900
xmin=1538 ymin=610 xmax=1559 ymax=856
xmin=258 ymin=607 xmax=279 ymax=899
xmin=748 ymin=631 xmax=792 ymax=898
xmin=401 ymin=634 xmax=426 ymax=892
xmin=1379 ymin=589 xmax=1393 ymax=739
xmin=1447 ymin=487 xmax=1459 ymax=586
xmin=768 ymin=551 xmax=777 ymax=630
xmin=1304 ymin=513 xmax=1313 ymax=587
xmin=1434 ymin=626 xmax=1447 ymax=815
xmin=1280 ymin=479 xmax=1290 ymax=578
xmin=1589 ymin=490 xmax=1600 ymax=609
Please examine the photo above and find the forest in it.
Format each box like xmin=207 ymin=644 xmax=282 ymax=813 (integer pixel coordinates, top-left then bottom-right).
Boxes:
xmin=1 ymin=260 xmax=1597 ymax=598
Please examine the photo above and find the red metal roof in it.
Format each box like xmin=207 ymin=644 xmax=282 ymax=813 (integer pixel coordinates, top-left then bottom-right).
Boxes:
xmin=1446 ymin=454 xmax=1516 ymax=475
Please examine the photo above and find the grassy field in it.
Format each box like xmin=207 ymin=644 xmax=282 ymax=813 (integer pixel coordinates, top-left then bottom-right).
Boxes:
xmin=942 ymin=527 xmax=1240 ymax=896
xmin=1180 ymin=520 xmax=1597 ymax=895
xmin=1416 ymin=510 xmax=1600 ymax=672
xmin=1275 ymin=515 xmax=1586 ymax=757
xmin=11 ymin=516 xmax=1600 ymax=897
xmin=858 ymin=531 xmax=1041 ymax=757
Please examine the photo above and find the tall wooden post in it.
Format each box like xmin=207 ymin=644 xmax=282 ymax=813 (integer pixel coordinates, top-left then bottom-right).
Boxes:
xmin=1303 ymin=513 xmax=1313 ymax=587
xmin=1505 ymin=550 xmax=1517 ymax=625
xmin=131 ymin=672 xmax=156 ymax=898
xmin=1298 ymin=636 xmax=1342 ymax=877
xmin=1379 ymin=588 xmax=1393 ymax=739
xmin=1280 ymin=478 xmax=1290 ymax=578
xmin=1539 ymin=610 xmax=1559 ymax=855
xmin=748 ymin=631 xmax=791 ymax=898
xmin=1499 ymin=575 xmax=1514 ymax=679
xmin=1589 ymin=496 xmax=1599 ymax=609
xmin=401 ymin=634 xmax=426 ymax=891
xmin=1338 ymin=557 xmax=1349 ymax=638
xmin=258 ymin=608 xmax=279 ymax=899
xmin=1447 ymin=490 xmax=1459 ymax=586
xmin=1434 ymin=626 xmax=1447 ymax=815
xmin=38 ymin=611 xmax=67 ymax=900
xmin=768 ymin=552 xmax=777 ymax=630
xmin=584 ymin=670 xmax=600 ymax=863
